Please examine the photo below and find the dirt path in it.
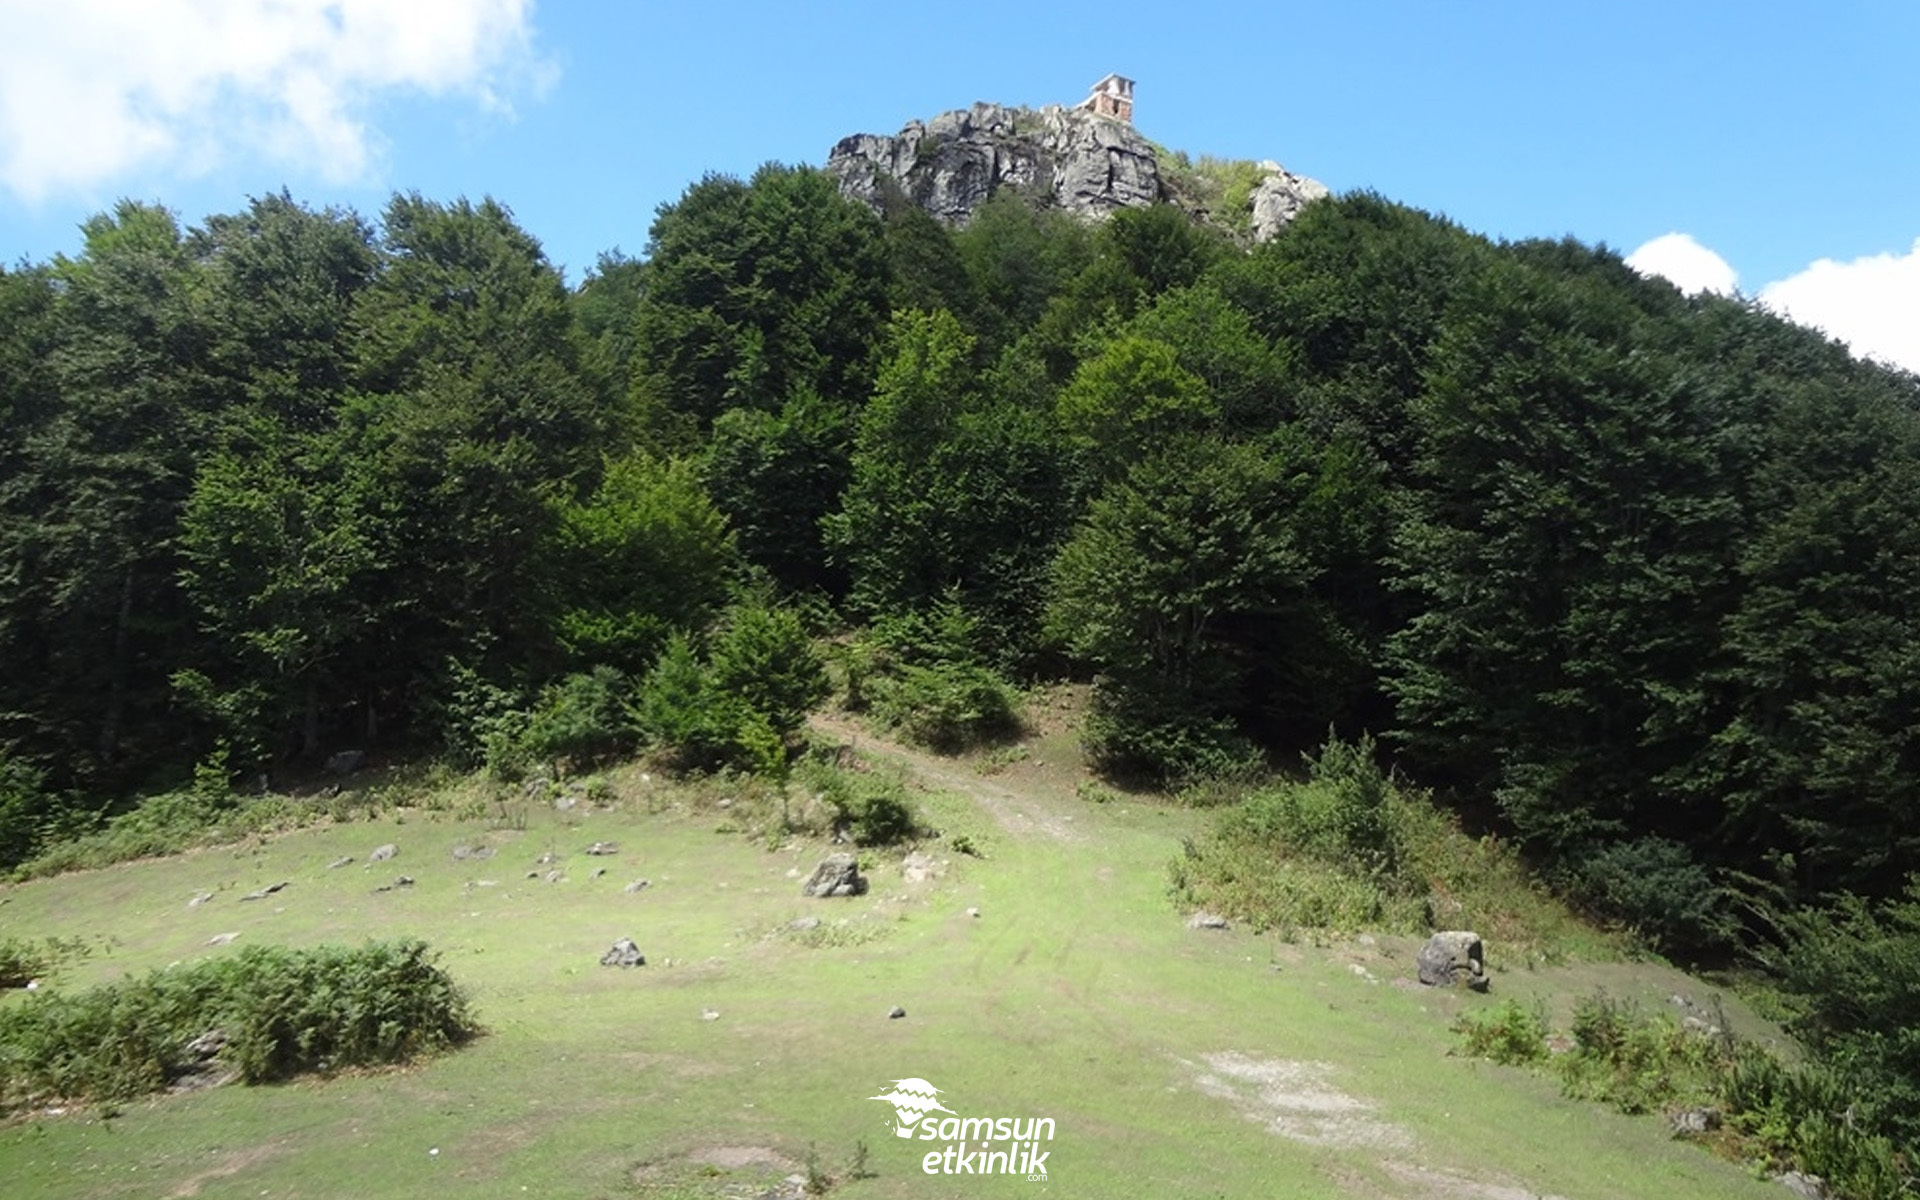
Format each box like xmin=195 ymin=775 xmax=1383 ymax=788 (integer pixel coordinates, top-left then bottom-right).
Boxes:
xmin=806 ymin=712 xmax=1084 ymax=842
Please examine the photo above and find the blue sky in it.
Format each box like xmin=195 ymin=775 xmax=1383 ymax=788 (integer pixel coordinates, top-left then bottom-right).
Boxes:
xmin=3 ymin=1 xmax=1917 ymax=367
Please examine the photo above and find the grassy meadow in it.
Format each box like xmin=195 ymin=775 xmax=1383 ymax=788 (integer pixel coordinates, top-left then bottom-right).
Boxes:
xmin=0 ymin=718 xmax=1791 ymax=1199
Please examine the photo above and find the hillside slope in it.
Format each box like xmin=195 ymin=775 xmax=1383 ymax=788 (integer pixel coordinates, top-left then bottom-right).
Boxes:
xmin=0 ymin=715 xmax=1786 ymax=1200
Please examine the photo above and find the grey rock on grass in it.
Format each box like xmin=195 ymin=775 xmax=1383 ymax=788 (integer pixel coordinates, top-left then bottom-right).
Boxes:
xmin=600 ymin=938 xmax=646 ymax=967
xmin=801 ymin=853 xmax=866 ymax=898
xmin=1416 ymin=930 xmax=1488 ymax=992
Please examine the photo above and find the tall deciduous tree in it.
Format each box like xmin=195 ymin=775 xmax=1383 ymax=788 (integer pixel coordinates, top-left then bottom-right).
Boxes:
xmin=633 ymin=165 xmax=889 ymax=422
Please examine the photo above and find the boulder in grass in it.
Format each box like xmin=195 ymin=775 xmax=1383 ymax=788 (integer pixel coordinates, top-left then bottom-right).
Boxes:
xmin=1416 ymin=930 xmax=1488 ymax=991
xmin=801 ymin=853 xmax=866 ymax=898
xmin=600 ymin=938 xmax=646 ymax=968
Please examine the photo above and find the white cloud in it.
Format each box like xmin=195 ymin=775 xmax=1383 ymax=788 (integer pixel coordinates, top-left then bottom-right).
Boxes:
xmin=1761 ymin=241 xmax=1920 ymax=376
xmin=0 ymin=0 xmax=550 ymax=203
xmin=1625 ymin=232 xmax=1739 ymax=297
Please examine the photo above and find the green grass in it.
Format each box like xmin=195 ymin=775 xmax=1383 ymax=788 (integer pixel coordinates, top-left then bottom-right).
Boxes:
xmin=0 ymin=745 xmax=1793 ymax=1199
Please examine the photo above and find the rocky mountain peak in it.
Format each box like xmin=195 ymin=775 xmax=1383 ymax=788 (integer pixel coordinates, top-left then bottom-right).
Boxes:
xmin=825 ymin=100 xmax=1327 ymax=243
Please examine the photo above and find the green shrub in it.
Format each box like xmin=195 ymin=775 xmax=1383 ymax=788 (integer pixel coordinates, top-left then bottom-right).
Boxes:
xmin=1083 ymin=695 xmax=1264 ymax=786
xmin=1555 ymin=992 xmax=1724 ymax=1115
xmin=520 ymin=666 xmax=637 ymax=769
xmin=793 ymin=759 xmax=919 ymax=847
xmin=0 ymin=940 xmax=476 ymax=1112
xmin=1723 ymin=1049 xmax=1912 ymax=1200
xmin=1772 ymin=879 xmax=1920 ymax=1153
xmin=1452 ymin=999 xmax=1550 ymax=1066
xmin=633 ymin=604 xmax=828 ymax=778
xmin=859 ymin=596 xmax=1023 ymax=752
xmin=434 ymin=660 xmax=531 ymax=776
xmin=0 ymin=936 xmax=94 ymax=989
xmin=0 ymin=749 xmax=58 ymax=869
xmin=1170 ymin=735 xmax=1607 ymax=960
xmin=870 ymin=660 xmax=1020 ymax=751
xmin=1573 ymin=836 xmax=1730 ymax=952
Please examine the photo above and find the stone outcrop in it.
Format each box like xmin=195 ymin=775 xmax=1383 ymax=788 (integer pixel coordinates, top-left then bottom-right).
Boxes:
xmin=1416 ymin=930 xmax=1489 ymax=991
xmin=1249 ymin=161 xmax=1331 ymax=241
xmin=801 ymin=852 xmax=867 ymax=898
xmin=826 ymin=102 xmax=1324 ymax=242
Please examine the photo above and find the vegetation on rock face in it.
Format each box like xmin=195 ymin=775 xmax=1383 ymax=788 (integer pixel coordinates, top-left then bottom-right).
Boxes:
xmin=4 ymin=150 xmax=1920 ymax=1192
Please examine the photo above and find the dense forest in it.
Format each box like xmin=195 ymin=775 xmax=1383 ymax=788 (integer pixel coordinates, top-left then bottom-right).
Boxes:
xmin=5 ymin=170 xmax=1920 ymax=945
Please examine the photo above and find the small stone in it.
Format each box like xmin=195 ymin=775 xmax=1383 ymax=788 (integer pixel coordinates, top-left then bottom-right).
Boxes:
xmin=535 ymin=851 xmax=558 ymax=865
xmin=600 ymin=938 xmax=645 ymax=967
xmin=544 ymin=869 xmax=563 ymax=884
xmin=1670 ymin=1107 xmax=1721 ymax=1136
xmin=788 ymin=916 xmax=821 ymax=932
xmin=592 ymin=867 xmax=607 ymax=879
xmin=624 ymin=879 xmax=650 ymax=894
xmin=239 ymin=881 xmax=289 ymax=902
xmin=966 ymin=906 xmax=981 ymax=918
xmin=187 ymin=891 xmax=213 ymax=908
xmin=369 ymin=843 xmax=398 ymax=863
xmin=1186 ymin=911 xmax=1230 ymax=930
xmin=585 ymin=841 xmax=619 ymax=856
xmin=1773 ymin=1171 xmax=1831 ymax=1200
xmin=887 ymin=1006 xmax=907 ymax=1019
xmin=327 ymin=856 xmax=353 ymax=869
xmin=525 ymin=871 xmax=539 ymax=880
xmin=207 ymin=932 xmax=239 ymax=946
xmin=701 ymin=1008 xmax=720 ymax=1021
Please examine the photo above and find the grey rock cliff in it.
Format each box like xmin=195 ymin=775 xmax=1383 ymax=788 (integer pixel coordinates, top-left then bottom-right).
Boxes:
xmin=826 ymin=102 xmax=1324 ymax=241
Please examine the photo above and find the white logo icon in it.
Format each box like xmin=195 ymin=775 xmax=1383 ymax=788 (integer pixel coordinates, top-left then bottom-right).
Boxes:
xmin=867 ymin=1077 xmax=955 ymax=1138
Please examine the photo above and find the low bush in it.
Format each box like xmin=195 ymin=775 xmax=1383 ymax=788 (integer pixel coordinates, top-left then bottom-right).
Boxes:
xmin=1555 ymin=992 xmax=1725 ymax=1115
xmin=0 ymin=940 xmax=476 ymax=1112
xmin=0 ymin=936 xmax=95 ymax=989
xmin=791 ymin=758 xmax=919 ymax=847
xmin=633 ymin=603 xmax=829 ymax=778
xmin=1451 ymin=998 xmax=1550 ymax=1066
xmin=856 ymin=596 xmax=1023 ymax=752
xmin=1452 ymin=991 xmax=1915 ymax=1200
xmin=519 ymin=666 xmax=638 ymax=769
xmin=1170 ymin=736 xmax=1605 ymax=960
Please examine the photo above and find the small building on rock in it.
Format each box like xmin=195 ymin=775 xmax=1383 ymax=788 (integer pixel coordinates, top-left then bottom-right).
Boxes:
xmin=1079 ymin=73 xmax=1134 ymax=123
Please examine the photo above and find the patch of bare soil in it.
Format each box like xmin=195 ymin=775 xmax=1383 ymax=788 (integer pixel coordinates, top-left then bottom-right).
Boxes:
xmin=1189 ymin=1053 xmax=1573 ymax=1200
xmin=688 ymin=1145 xmax=795 ymax=1171
xmin=1187 ymin=1051 xmax=1413 ymax=1151
xmin=630 ymin=1145 xmax=809 ymax=1199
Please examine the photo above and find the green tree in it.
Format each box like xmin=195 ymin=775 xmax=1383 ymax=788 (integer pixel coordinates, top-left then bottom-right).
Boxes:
xmin=14 ymin=202 xmax=215 ymax=781
xmin=345 ymin=194 xmax=610 ymax=716
xmin=829 ymin=309 xmax=1071 ymax=656
xmin=543 ymin=453 xmax=735 ymax=675
xmin=633 ymin=165 xmax=889 ymax=423
xmin=1048 ymin=432 xmax=1381 ymax=779
xmin=701 ymin=388 xmax=853 ymax=596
